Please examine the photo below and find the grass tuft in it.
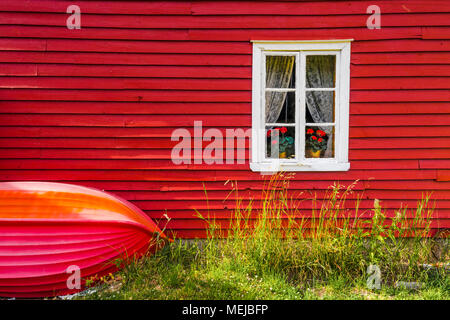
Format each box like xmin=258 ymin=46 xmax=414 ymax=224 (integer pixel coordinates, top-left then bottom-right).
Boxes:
xmin=78 ymin=173 xmax=449 ymax=300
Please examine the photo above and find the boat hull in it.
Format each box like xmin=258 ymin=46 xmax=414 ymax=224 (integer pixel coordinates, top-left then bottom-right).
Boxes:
xmin=0 ymin=182 xmax=167 ymax=298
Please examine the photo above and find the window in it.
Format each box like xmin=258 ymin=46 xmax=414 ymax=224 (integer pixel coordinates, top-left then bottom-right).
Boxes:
xmin=250 ymin=40 xmax=352 ymax=172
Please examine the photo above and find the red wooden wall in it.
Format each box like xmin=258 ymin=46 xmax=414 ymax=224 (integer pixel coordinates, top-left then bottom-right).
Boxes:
xmin=0 ymin=0 xmax=449 ymax=238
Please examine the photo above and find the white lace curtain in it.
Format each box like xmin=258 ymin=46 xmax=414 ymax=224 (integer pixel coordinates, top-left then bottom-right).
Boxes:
xmin=265 ymin=56 xmax=295 ymax=123
xmin=305 ymin=55 xmax=335 ymax=157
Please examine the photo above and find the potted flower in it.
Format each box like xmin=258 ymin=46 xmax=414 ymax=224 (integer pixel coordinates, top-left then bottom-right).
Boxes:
xmin=305 ymin=128 xmax=328 ymax=158
xmin=267 ymin=127 xmax=294 ymax=158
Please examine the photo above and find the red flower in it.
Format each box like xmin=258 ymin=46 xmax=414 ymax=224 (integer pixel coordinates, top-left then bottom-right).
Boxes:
xmin=280 ymin=127 xmax=287 ymax=134
xmin=311 ymin=136 xmax=317 ymax=140
xmin=318 ymin=138 xmax=323 ymax=142
xmin=306 ymin=129 xmax=314 ymax=134
xmin=267 ymin=129 xmax=272 ymax=137
xmin=317 ymin=130 xmax=326 ymax=137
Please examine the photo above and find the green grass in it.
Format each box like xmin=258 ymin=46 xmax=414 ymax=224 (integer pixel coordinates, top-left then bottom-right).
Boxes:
xmin=78 ymin=242 xmax=448 ymax=300
xmin=77 ymin=173 xmax=449 ymax=300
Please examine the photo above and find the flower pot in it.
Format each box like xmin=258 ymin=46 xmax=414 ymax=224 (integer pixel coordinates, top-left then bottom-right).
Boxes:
xmin=279 ymin=152 xmax=287 ymax=158
xmin=306 ymin=148 xmax=321 ymax=158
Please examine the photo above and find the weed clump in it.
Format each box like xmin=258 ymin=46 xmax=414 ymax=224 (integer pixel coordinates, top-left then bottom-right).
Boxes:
xmin=196 ymin=172 xmax=443 ymax=288
xmin=78 ymin=173 xmax=448 ymax=300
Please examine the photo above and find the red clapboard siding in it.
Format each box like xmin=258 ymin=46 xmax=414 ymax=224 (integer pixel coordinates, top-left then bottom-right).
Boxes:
xmin=3 ymin=89 xmax=450 ymax=103
xmin=437 ymin=171 xmax=450 ymax=181
xmin=0 ymin=63 xmax=38 ymax=76
xmin=1 ymin=38 xmax=448 ymax=54
xmin=0 ymin=89 xmax=252 ymax=102
xmin=422 ymin=27 xmax=450 ymax=39
xmin=123 ymin=199 xmax=450 ymax=210
xmin=0 ymin=26 xmax=191 ymax=41
xmin=0 ymin=114 xmax=252 ymax=127
xmin=0 ymin=0 xmax=449 ymax=238
xmin=34 ymin=65 xmax=252 ymax=78
xmin=0 ymin=169 xmax=438 ymax=181
xmin=0 ymin=127 xmax=244 ymax=138
xmin=0 ymin=137 xmax=448 ymax=150
xmin=350 ymin=138 xmax=450 ymax=149
xmin=0 ymin=25 xmax=427 ymax=42
xmin=4 ymin=114 xmax=450 ymax=127
xmin=6 ymin=25 xmax=449 ymax=41
xmin=190 ymin=1 xmax=450 ymax=15
xmin=351 ymin=90 xmax=450 ymax=102
xmin=0 ymin=38 xmax=46 ymax=51
xmin=5 ymin=76 xmax=450 ymax=90
xmin=0 ymin=159 xmax=425 ymax=171
xmin=188 ymin=27 xmax=423 ymax=41
xmin=5 ymin=148 xmax=448 ymax=161
xmin=0 ymin=137 xmax=249 ymax=149
xmin=141 ymin=209 xmax=450 ymax=220
xmin=351 ymin=126 xmax=450 ymax=137
xmin=2 ymin=126 xmax=450 ymax=138
xmin=161 ymin=220 xmax=450 ymax=232
xmin=350 ymin=103 xmax=450 ymax=114
xmin=351 ymin=65 xmax=450 ymax=77
xmin=44 ymin=40 xmax=252 ymax=54
xmin=33 ymin=189 xmax=448 ymax=201
xmin=0 ymin=1 xmax=192 ymax=14
xmin=0 ymin=52 xmax=252 ymax=66
xmin=0 ymin=102 xmax=252 ymax=114
xmin=143 ymin=210 xmax=450 ymax=221
xmin=352 ymin=52 xmax=450 ymax=64
xmin=1 ymin=12 xmax=449 ymax=29
xmin=349 ymin=149 xmax=450 ymax=160
xmin=4 ymin=101 xmax=450 ymax=115
xmin=0 ymin=77 xmax=251 ymax=90
xmin=351 ymin=77 xmax=450 ymax=90
xmin=420 ymin=160 xmax=450 ymax=169
xmin=159 ymin=218 xmax=450 ymax=229
xmin=351 ymin=115 xmax=450 ymax=126
xmin=23 ymin=180 xmax=450 ymax=192
xmin=3 ymin=1 xmax=450 ymax=15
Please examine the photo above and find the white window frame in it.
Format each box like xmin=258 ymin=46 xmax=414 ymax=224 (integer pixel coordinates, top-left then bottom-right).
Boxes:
xmin=250 ymin=40 xmax=352 ymax=172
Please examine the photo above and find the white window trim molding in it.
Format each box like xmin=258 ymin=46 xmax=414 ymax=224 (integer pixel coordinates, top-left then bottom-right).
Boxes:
xmin=250 ymin=39 xmax=352 ymax=172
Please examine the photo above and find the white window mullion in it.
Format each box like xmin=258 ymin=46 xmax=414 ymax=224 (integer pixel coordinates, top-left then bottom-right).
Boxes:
xmin=251 ymin=45 xmax=262 ymax=165
xmin=299 ymin=51 xmax=306 ymax=162
xmin=305 ymin=122 xmax=336 ymax=126
xmin=261 ymin=52 xmax=266 ymax=161
xmin=266 ymin=88 xmax=296 ymax=92
xmin=305 ymin=88 xmax=336 ymax=92
xmin=265 ymin=123 xmax=296 ymax=127
xmin=291 ymin=52 xmax=298 ymax=162
xmin=335 ymin=52 xmax=341 ymax=162
xmin=339 ymin=45 xmax=350 ymax=164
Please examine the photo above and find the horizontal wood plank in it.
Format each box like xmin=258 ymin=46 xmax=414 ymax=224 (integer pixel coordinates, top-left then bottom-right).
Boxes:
xmin=0 ymin=1 xmax=192 ymax=15
xmin=0 ymin=101 xmax=251 ymax=114
xmin=191 ymin=1 xmax=450 ymax=15
xmin=0 ymin=52 xmax=252 ymax=66
xmin=1 ymin=12 xmax=449 ymax=29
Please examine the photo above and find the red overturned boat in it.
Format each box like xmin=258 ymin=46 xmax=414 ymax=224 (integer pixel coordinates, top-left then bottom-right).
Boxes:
xmin=0 ymin=181 xmax=168 ymax=298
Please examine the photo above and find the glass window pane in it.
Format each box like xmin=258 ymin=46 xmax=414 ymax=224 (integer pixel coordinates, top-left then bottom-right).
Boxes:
xmin=305 ymin=126 xmax=335 ymax=158
xmin=266 ymin=126 xmax=296 ymax=159
xmin=266 ymin=55 xmax=295 ymax=88
xmin=306 ymin=55 xmax=336 ymax=88
xmin=305 ymin=91 xmax=335 ymax=123
xmin=266 ymin=92 xmax=295 ymax=123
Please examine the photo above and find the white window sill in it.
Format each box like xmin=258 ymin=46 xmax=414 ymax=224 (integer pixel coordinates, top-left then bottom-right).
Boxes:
xmin=250 ymin=161 xmax=350 ymax=172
